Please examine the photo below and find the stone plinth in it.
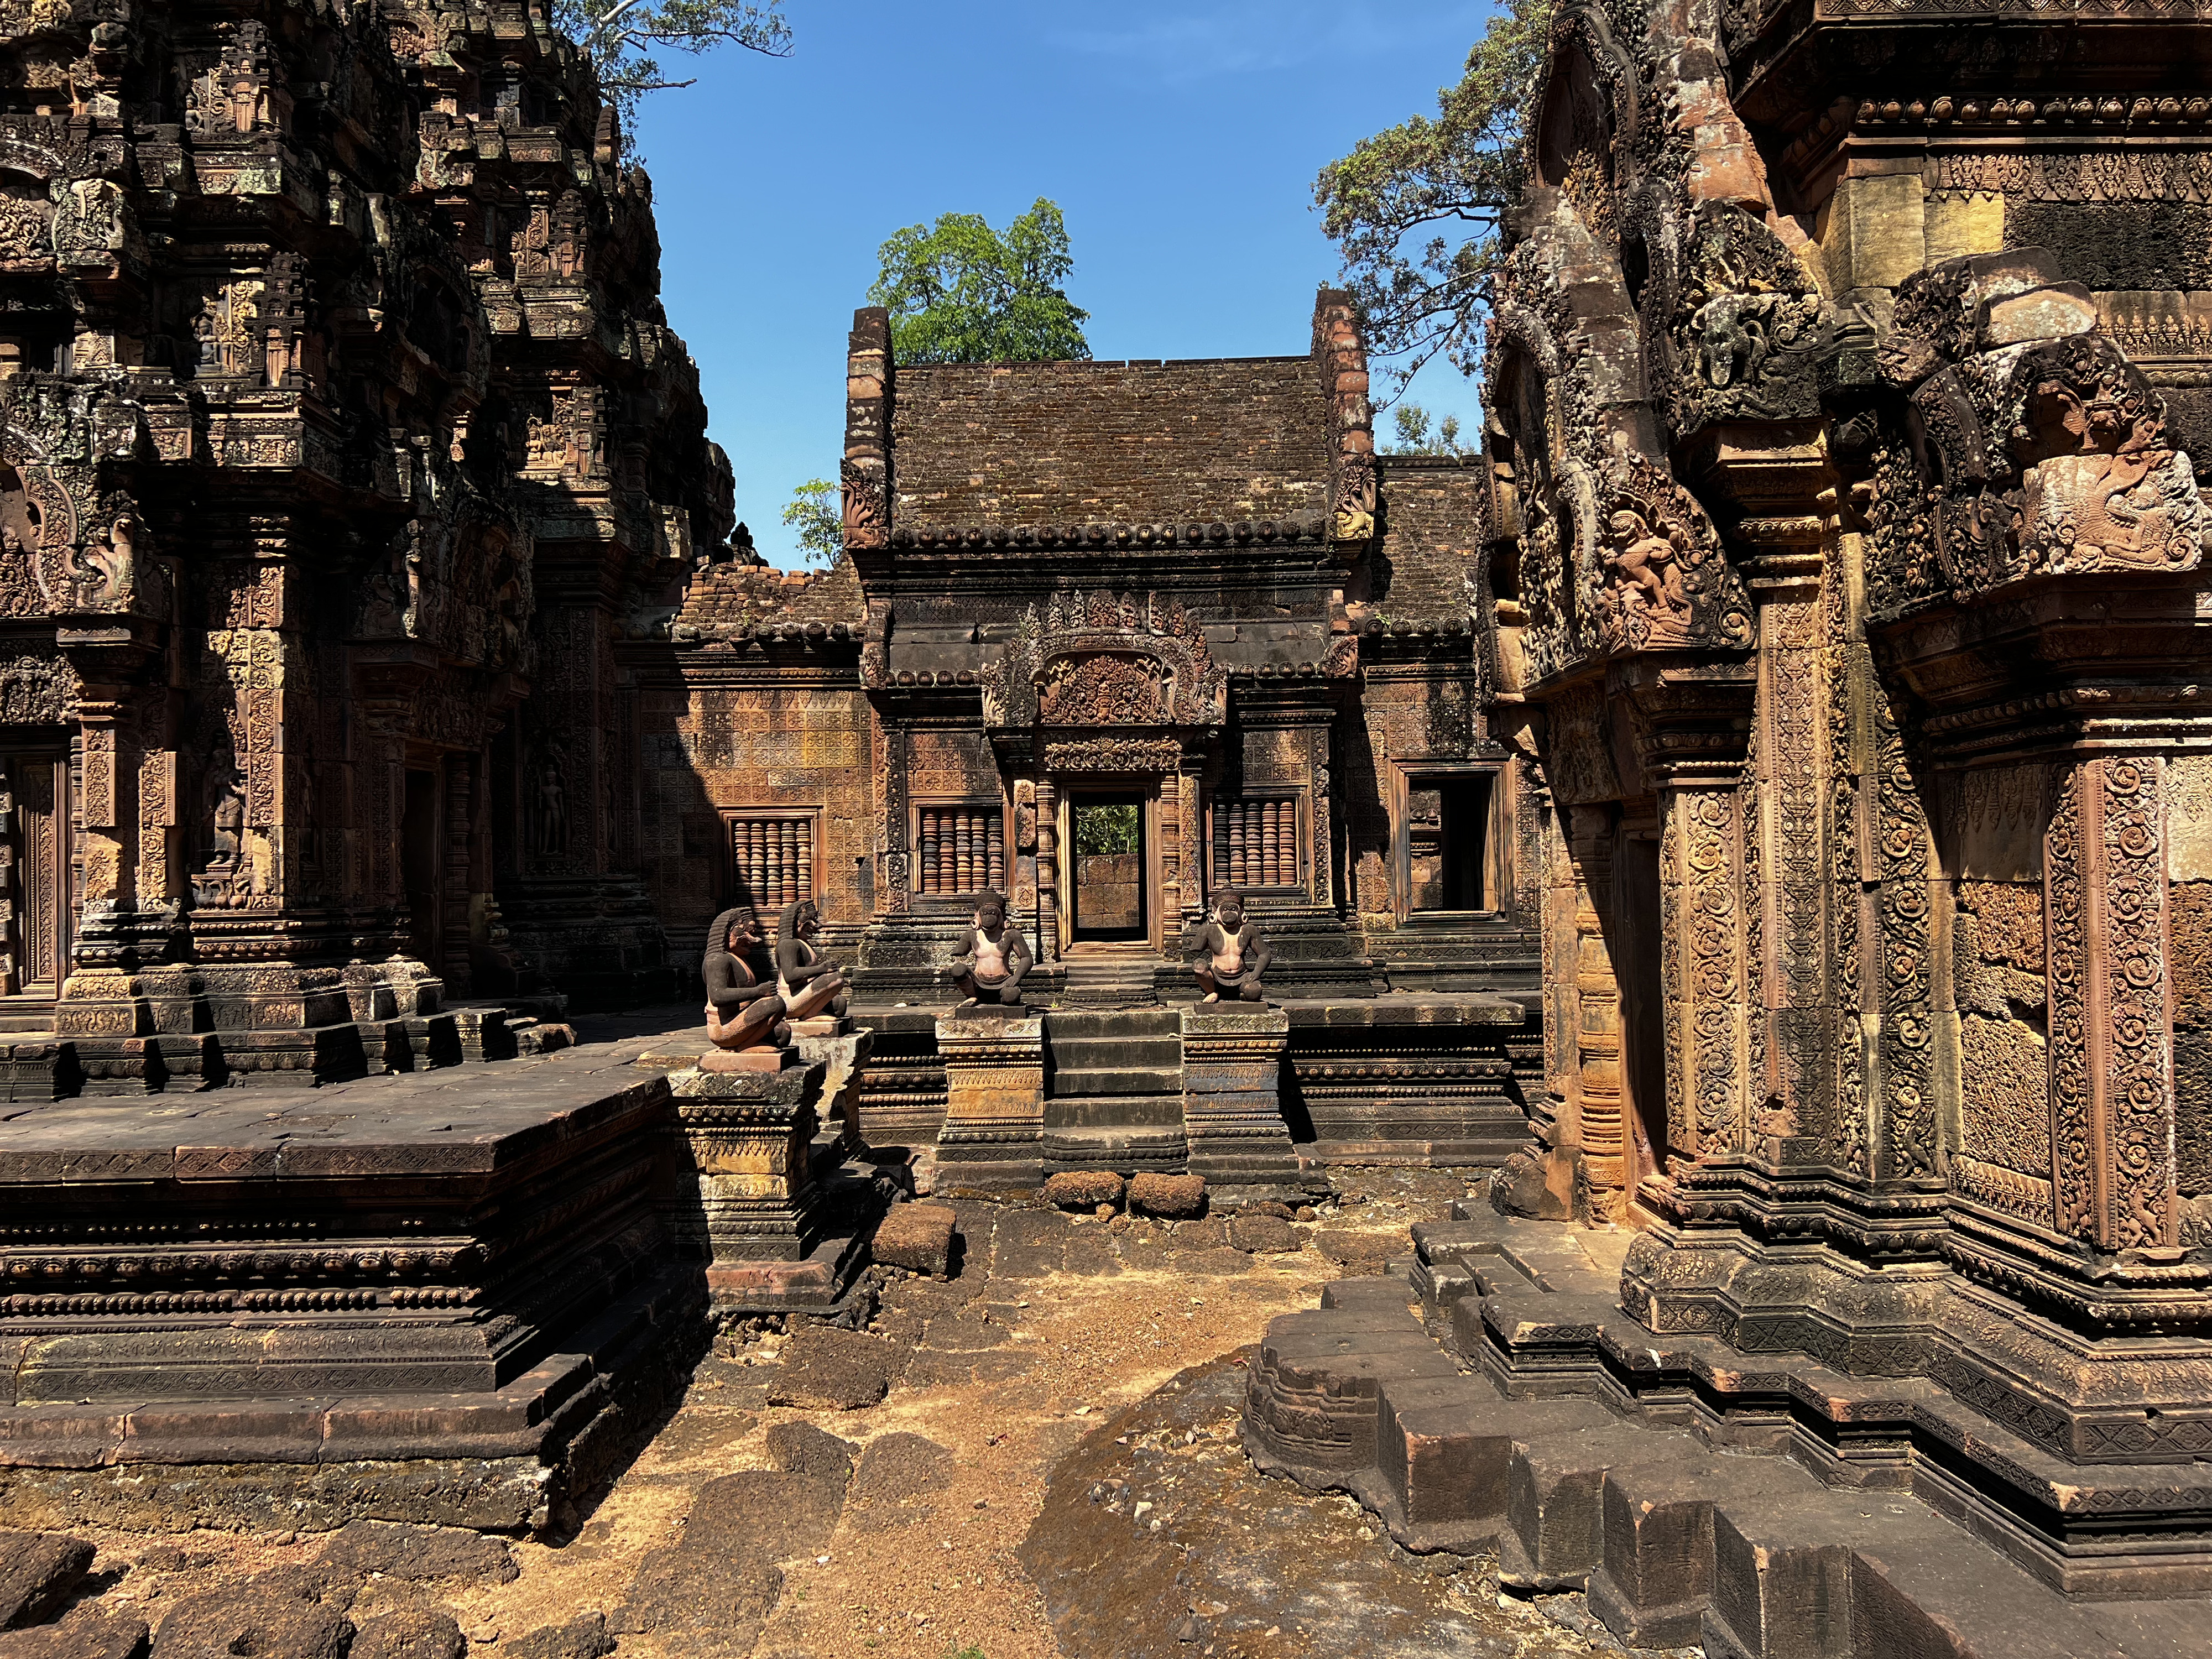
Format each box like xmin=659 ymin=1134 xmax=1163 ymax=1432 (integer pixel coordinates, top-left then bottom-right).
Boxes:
xmin=1284 ymin=996 xmax=1531 ymax=1165
xmin=1180 ymin=1006 xmax=1300 ymax=1194
xmin=665 ymin=1051 xmax=877 ymax=1314
xmin=933 ymin=1011 xmax=1046 ymax=1191
xmin=667 ymin=1055 xmax=823 ymax=1254
xmin=0 ymin=1044 xmax=701 ymax=1536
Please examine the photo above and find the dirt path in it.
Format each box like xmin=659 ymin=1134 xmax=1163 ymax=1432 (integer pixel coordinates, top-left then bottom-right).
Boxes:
xmin=69 ymin=1171 xmax=1642 ymax=1659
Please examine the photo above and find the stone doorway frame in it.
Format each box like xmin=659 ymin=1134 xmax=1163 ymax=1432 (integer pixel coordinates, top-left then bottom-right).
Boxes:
xmin=1058 ymin=782 xmax=1158 ymax=950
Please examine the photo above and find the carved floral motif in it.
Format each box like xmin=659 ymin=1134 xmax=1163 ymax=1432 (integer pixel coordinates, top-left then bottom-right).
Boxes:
xmin=985 ymin=589 xmax=1225 ymax=731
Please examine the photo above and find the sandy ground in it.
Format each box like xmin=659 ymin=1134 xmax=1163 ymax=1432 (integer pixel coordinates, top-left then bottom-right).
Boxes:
xmin=69 ymin=1170 xmax=1647 ymax=1659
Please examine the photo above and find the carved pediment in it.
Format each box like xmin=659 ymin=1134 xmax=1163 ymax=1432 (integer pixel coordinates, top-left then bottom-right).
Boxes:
xmin=1039 ymin=652 xmax=1164 ymax=726
xmin=984 ymin=588 xmax=1227 ymax=731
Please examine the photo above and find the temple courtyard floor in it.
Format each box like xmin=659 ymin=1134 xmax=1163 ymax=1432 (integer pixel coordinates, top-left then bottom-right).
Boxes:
xmin=3 ymin=1003 xmax=1656 ymax=1659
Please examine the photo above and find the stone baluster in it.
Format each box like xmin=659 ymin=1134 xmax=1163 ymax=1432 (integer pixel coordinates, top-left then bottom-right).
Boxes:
xmin=1035 ymin=779 xmax=1057 ymax=962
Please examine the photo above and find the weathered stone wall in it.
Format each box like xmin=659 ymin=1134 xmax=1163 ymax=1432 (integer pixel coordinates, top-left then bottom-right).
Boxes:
xmin=890 ymin=358 xmax=1329 ymax=526
xmin=0 ymin=0 xmax=732 ymax=1075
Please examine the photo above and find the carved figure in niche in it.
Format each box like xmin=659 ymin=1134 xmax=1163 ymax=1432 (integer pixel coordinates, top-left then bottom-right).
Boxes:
xmin=195 ymin=749 xmax=247 ymax=904
xmin=841 ymin=456 xmax=885 ymax=546
xmin=1603 ymin=508 xmax=1685 ymax=620
xmin=701 ymin=904 xmax=789 ymax=1053
xmin=357 ymin=568 xmax=405 ymax=637
xmin=943 ymin=889 xmax=1033 ymax=1011
xmin=1185 ymin=887 xmax=1272 ymax=1004
xmin=0 ymin=183 xmax=49 ymax=265
xmin=75 ymin=513 xmax=133 ymax=609
xmin=2010 ymin=337 xmax=2210 ymax=575
xmin=775 ymin=898 xmax=849 ymax=1023
xmin=530 ymin=747 xmax=567 ymax=855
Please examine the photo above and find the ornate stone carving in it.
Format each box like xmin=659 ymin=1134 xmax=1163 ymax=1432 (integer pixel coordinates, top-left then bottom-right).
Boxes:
xmin=1870 ymin=255 xmax=2212 ymax=612
xmin=1040 ymin=735 xmax=1183 ymax=773
xmin=1593 ymin=458 xmax=1754 ymax=655
xmin=1668 ymin=206 xmax=1829 ymax=432
xmin=985 ymin=589 xmax=1225 ymax=732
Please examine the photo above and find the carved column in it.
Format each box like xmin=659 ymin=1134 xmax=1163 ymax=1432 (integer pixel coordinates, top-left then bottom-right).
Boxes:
xmin=55 ymin=622 xmax=161 ymax=975
xmin=1177 ymin=759 xmax=1204 ymax=932
xmin=1034 ymin=777 xmax=1057 ymax=963
xmin=1636 ymin=674 xmax=1756 ymax=1168
xmin=1566 ymin=802 xmax=1627 ymax=1213
xmin=880 ymin=721 xmax=910 ymax=917
xmin=1745 ymin=531 xmax=1835 ymax=1159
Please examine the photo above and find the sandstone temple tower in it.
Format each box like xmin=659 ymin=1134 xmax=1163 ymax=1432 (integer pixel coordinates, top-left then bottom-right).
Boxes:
xmin=1477 ymin=0 xmax=2212 ymax=1597
xmin=0 ymin=0 xmax=728 ymax=1086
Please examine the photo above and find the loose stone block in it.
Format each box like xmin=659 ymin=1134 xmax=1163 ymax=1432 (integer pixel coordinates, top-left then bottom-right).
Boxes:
xmin=763 ymin=1328 xmax=899 ymax=1411
xmin=872 ymin=1202 xmax=958 ymax=1277
xmin=1228 ymin=1214 xmax=1300 ymax=1253
xmin=1043 ymin=1171 xmax=1124 ymax=1210
xmin=0 ymin=1607 xmax=152 ymax=1659
xmin=1129 ymin=1172 xmax=1207 ymax=1218
xmin=348 ymin=1608 xmax=466 ymax=1659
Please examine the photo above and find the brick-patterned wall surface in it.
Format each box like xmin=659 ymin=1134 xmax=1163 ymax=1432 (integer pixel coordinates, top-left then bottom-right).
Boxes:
xmin=639 ymin=675 xmax=875 ymax=962
xmin=1373 ymin=458 xmax=1488 ymax=621
xmin=891 ymin=358 xmax=1329 ymax=525
xmin=676 ymin=554 xmax=864 ymax=635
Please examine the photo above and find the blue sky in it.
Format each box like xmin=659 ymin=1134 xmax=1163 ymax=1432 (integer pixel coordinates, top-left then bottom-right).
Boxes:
xmin=632 ymin=1 xmax=1499 ymax=567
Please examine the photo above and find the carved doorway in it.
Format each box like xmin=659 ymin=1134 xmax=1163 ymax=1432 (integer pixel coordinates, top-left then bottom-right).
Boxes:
xmin=1068 ymin=792 xmax=1146 ymax=943
xmin=0 ymin=750 xmax=70 ymax=1003
xmin=402 ymin=768 xmax=442 ymax=968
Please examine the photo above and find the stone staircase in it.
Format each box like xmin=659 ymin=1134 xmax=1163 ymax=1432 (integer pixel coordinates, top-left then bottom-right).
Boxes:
xmin=1041 ymin=1006 xmax=1187 ymax=1174
xmin=1055 ymin=947 xmax=1159 ymax=1008
xmin=1241 ymin=1202 xmax=2207 ymax=1658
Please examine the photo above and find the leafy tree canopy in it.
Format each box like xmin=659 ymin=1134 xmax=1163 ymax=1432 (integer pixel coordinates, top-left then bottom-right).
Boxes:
xmin=781 ymin=477 xmax=841 ymax=567
xmin=1383 ymin=403 xmax=1477 ymax=457
xmin=868 ymin=200 xmax=1091 ymax=364
xmin=553 ymin=0 xmax=790 ymax=131
xmin=1313 ymin=0 xmax=1551 ymax=404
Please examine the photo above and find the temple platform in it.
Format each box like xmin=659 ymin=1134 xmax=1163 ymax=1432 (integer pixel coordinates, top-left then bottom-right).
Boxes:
xmin=851 ymin=991 xmax=1541 ymax=1175
xmin=0 ymin=1019 xmax=875 ymax=1536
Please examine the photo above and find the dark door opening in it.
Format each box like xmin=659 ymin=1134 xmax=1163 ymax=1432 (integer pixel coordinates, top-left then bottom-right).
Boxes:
xmin=1408 ymin=774 xmax=1493 ymax=912
xmin=401 ymin=768 xmax=442 ymax=968
xmin=1616 ymin=832 xmax=1671 ymax=1191
xmin=1070 ymin=794 xmax=1145 ymax=941
xmin=1 ymin=752 xmax=70 ymax=1000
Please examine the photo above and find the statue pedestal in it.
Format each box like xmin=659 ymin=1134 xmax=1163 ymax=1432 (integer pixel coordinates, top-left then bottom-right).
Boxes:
xmin=794 ymin=1023 xmax=874 ymax=1155
xmin=665 ymin=1052 xmax=866 ymax=1312
xmin=1180 ymin=1006 xmax=1302 ymax=1197
xmin=933 ymin=1010 xmax=1046 ymax=1190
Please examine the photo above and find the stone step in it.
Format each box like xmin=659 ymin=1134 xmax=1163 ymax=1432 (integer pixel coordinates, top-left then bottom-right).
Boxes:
xmin=1041 ymin=1125 xmax=1187 ymax=1174
xmin=1046 ymin=1035 xmax=1183 ymax=1071
xmin=1249 ymin=1222 xmax=2212 ymax=1656
xmin=1044 ymin=1092 xmax=1186 ymax=1129
xmin=1045 ymin=1008 xmax=1181 ymax=1041
xmin=1704 ymin=1487 xmax=2206 ymax=1659
xmin=1048 ymin=1065 xmax=1183 ymax=1098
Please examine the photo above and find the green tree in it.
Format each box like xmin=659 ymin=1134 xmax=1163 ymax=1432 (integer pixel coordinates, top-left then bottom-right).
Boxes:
xmin=868 ymin=200 xmax=1091 ymax=364
xmin=1313 ymin=0 xmax=1552 ymax=403
xmin=781 ymin=477 xmax=841 ymax=567
xmin=553 ymin=0 xmax=791 ymax=130
xmin=1384 ymin=402 xmax=1475 ymax=457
